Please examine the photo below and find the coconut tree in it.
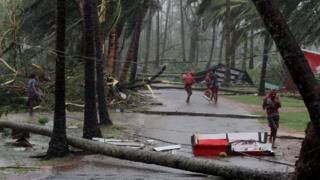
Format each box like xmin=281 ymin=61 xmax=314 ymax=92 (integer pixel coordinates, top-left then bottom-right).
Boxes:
xmin=82 ymin=0 xmax=102 ymax=139
xmin=46 ymin=0 xmax=69 ymax=158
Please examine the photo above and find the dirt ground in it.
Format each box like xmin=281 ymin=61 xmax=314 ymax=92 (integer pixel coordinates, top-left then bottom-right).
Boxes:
xmin=0 ymin=89 xmax=304 ymax=179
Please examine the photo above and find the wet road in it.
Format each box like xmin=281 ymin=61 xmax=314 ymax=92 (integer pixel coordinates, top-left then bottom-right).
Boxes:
xmin=4 ymin=89 xmax=297 ymax=179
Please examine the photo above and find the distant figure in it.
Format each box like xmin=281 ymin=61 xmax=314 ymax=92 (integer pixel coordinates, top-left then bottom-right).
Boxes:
xmin=204 ymin=71 xmax=219 ymax=103
xmin=26 ymin=74 xmax=39 ymax=116
xmin=204 ymin=71 xmax=213 ymax=99
xmin=263 ymin=89 xmax=281 ymax=148
xmin=182 ymin=72 xmax=196 ymax=103
xmin=211 ymin=72 xmax=219 ymax=103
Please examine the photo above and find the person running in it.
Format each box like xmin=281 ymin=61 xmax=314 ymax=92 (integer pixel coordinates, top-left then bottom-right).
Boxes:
xmin=26 ymin=74 xmax=40 ymax=116
xmin=204 ymin=71 xmax=214 ymax=99
xmin=182 ymin=72 xmax=196 ymax=103
xmin=211 ymin=72 xmax=219 ymax=103
xmin=262 ymin=89 xmax=281 ymax=148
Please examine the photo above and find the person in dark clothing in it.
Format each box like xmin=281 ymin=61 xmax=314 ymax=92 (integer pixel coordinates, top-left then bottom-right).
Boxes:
xmin=182 ymin=72 xmax=196 ymax=103
xmin=204 ymin=71 xmax=219 ymax=103
xmin=26 ymin=74 xmax=39 ymax=116
xmin=263 ymin=89 xmax=281 ymax=148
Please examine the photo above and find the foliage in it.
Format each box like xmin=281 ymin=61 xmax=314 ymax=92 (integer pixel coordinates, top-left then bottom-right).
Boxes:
xmin=226 ymin=95 xmax=305 ymax=108
xmin=279 ymin=112 xmax=309 ymax=132
xmin=38 ymin=116 xmax=49 ymax=125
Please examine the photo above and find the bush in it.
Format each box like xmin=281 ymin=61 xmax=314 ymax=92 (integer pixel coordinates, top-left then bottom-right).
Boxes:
xmin=38 ymin=117 xmax=49 ymax=125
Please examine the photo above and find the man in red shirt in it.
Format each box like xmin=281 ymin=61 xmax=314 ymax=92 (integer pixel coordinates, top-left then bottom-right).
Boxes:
xmin=182 ymin=72 xmax=196 ymax=103
xmin=263 ymin=89 xmax=281 ymax=148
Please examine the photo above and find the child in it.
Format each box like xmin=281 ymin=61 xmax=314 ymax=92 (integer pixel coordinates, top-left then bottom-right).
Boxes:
xmin=182 ymin=72 xmax=196 ymax=103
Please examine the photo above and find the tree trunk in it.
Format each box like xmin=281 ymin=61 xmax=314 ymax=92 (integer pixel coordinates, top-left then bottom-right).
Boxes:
xmin=230 ymin=32 xmax=236 ymax=68
xmin=218 ymin=22 xmax=225 ymax=64
xmin=107 ymin=28 xmax=117 ymax=75
xmin=258 ymin=32 xmax=271 ymax=96
xmin=155 ymin=2 xmax=160 ymax=69
xmin=224 ymin=0 xmax=231 ymax=86
xmin=82 ymin=0 xmax=102 ymax=139
xmin=179 ymin=0 xmax=186 ymax=62
xmin=242 ymin=33 xmax=248 ymax=71
xmin=206 ymin=22 xmax=216 ymax=68
xmin=120 ymin=8 xmax=146 ymax=83
xmin=47 ymin=0 xmax=69 ymax=158
xmin=161 ymin=0 xmax=171 ymax=59
xmin=251 ymin=1 xmax=320 ymax=179
xmin=0 ymin=121 xmax=291 ymax=180
xmin=129 ymin=8 xmax=148 ymax=83
xmin=249 ymin=23 xmax=254 ymax=69
xmin=143 ymin=9 xmax=153 ymax=73
xmin=114 ymin=16 xmax=126 ymax=77
xmin=92 ymin=0 xmax=112 ymax=126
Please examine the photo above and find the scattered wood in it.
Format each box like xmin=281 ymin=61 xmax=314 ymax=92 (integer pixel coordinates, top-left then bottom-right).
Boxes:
xmin=153 ymin=144 xmax=181 ymax=152
xmin=133 ymin=110 xmax=264 ymax=119
xmin=150 ymin=85 xmax=256 ymax=94
xmin=0 ymin=121 xmax=291 ymax=180
xmin=119 ymin=65 xmax=167 ymax=90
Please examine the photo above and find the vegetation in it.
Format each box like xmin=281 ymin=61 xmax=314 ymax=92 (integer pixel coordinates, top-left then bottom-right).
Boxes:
xmin=227 ymin=95 xmax=305 ymax=108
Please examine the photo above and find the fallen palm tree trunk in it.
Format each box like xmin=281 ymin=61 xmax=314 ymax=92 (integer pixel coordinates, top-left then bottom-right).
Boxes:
xmin=119 ymin=65 xmax=167 ymax=90
xmin=133 ymin=110 xmax=263 ymax=119
xmin=0 ymin=121 xmax=290 ymax=180
xmin=150 ymin=85 xmax=256 ymax=94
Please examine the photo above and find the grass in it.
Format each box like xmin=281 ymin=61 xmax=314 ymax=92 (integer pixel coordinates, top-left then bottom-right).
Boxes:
xmin=226 ymin=95 xmax=305 ymax=108
xmin=226 ymin=94 xmax=309 ymax=132
xmin=100 ymin=125 xmax=129 ymax=139
xmin=279 ymin=112 xmax=309 ymax=132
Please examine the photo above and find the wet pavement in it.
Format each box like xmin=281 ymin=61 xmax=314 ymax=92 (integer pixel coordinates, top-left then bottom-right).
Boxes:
xmin=2 ymin=89 xmax=300 ymax=179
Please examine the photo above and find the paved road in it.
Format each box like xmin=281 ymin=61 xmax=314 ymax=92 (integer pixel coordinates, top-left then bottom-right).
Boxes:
xmin=4 ymin=89 xmax=296 ymax=179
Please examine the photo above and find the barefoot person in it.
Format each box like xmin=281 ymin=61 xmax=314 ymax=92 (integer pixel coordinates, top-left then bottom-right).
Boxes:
xmin=262 ymin=89 xmax=281 ymax=148
xmin=204 ymin=71 xmax=214 ymax=99
xmin=26 ymin=74 xmax=40 ymax=116
xmin=182 ymin=72 xmax=196 ymax=103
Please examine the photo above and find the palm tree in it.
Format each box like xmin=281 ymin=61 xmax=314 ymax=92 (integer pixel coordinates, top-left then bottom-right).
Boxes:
xmin=224 ymin=0 xmax=231 ymax=86
xmin=258 ymin=31 xmax=272 ymax=96
xmin=179 ymin=0 xmax=186 ymax=62
xmin=92 ymin=0 xmax=112 ymax=126
xmin=82 ymin=0 xmax=102 ymax=139
xmin=251 ymin=1 xmax=320 ymax=179
xmin=46 ymin=0 xmax=69 ymax=158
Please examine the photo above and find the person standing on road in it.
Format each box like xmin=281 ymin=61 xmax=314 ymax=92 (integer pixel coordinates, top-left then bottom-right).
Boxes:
xmin=262 ymin=89 xmax=281 ymax=148
xmin=182 ymin=72 xmax=196 ymax=103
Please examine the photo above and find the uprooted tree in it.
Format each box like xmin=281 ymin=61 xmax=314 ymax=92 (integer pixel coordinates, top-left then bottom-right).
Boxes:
xmin=251 ymin=0 xmax=320 ymax=179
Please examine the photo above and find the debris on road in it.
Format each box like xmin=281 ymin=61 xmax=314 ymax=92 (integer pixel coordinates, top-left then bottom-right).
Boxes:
xmin=153 ymin=144 xmax=181 ymax=152
xmin=192 ymin=132 xmax=274 ymax=156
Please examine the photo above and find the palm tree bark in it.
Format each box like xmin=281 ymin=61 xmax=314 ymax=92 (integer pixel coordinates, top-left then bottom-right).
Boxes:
xmin=46 ymin=0 xmax=69 ymax=157
xmin=224 ymin=0 xmax=231 ymax=86
xmin=258 ymin=31 xmax=271 ymax=96
xmin=249 ymin=23 xmax=254 ymax=69
xmin=179 ymin=0 xmax=186 ymax=62
xmin=242 ymin=33 xmax=248 ymax=71
xmin=143 ymin=9 xmax=153 ymax=73
xmin=83 ymin=0 xmax=102 ymax=139
xmin=155 ymin=2 xmax=160 ymax=69
xmin=0 ymin=121 xmax=291 ymax=180
xmin=129 ymin=7 xmax=148 ymax=83
xmin=251 ymin=0 xmax=320 ymax=179
xmin=92 ymin=0 xmax=112 ymax=126
xmin=107 ymin=28 xmax=117 ymax=75
xmin=206 ymin=22 xmax=216 ymax=68
xmin=218 ymin=22 xmax=225 ymax=64
xmin=161 ymin=0 xmax=171 ymax=59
